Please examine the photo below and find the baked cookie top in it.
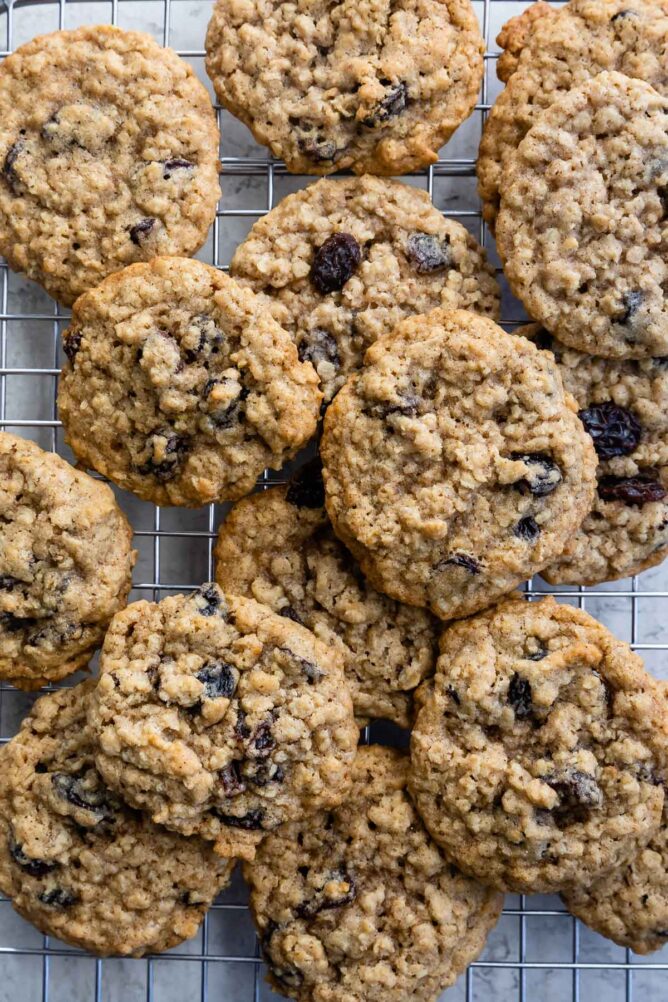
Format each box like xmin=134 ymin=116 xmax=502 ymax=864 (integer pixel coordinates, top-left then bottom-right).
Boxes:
xmin=0 ymin=681 xmax=234 ymax=957
xmin=205 ymin=0 xmax=484 ymax=176
xmin=478 ymin=0 xmax=668 ymax=228
xmin=518 ymin=324 xmax=668 ymax=584
xmin=320 ymin=308 xmax=597 ymax=621
xmin=88 ymin=584 xmax=358 ymax=861
xmin=244 ymin=745 xmax=503 ymax=1002
xmin=409 ymin=596 xmax=668 ymax=893
xmin=0 ymin=26 xmax=220 ymax=306
xmin=0 ymin=433 xmax=135 ymax=690
xmin=497 ymin=72 xmax=668 ymax=359
xmin=214 ymin=461 xmax=439 ymax=727
xmin=562 ymin=687 xmax=668 ymax=955
xmin=230 ymin=176 xmax=500 ymax=401
xmin=57 ymin=257 xmax=322 ymax=507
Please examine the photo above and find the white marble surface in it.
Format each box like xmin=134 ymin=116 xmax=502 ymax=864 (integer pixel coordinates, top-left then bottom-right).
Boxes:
xmin=0 ymin=1 xmax=666 ymax=1000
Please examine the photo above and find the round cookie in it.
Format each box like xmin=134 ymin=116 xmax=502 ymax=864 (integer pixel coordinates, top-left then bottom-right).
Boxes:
xmin=0 ymin=26 xmax=220 ymax=306
xmin=0 ymin=433 xmax=136 ymax=690
xmin=0 ymin=681 xmax=234 ymax=956
xmin=57 ymin=257 xmax=322 ymax=507
xmin=517 ymin=324 xmax=668 ymax=584
xmin=478 ymin=0 xmax=668 ymax=228
xmin=244 ymin=745 xmax=503 ymax=1002
xmin=562 ymin=687 xmax=668 ymax=955
xmin=496 ymin=71 xmax=668 ymax=359
xmin=320 ymin=308 xmax=597 ymax=621
xmin=409 ymin=596 xmax=668 ymax=894
xmin=214 ymin=461 xmax=439 ymax=727
xmin=205 ymin=0 xmax=484 ymax=176
xmin=230 ymin=176 xmax=500 ymax=401
xmin=88 ymin=584 xmax=358 ymax=861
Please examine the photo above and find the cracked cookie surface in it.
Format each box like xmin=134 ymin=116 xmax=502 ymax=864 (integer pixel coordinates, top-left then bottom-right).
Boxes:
xmin=0 ymin=433 xmax=135 ymax=690
xmin=518 ymin=324 xmax=668 ymax=584
xmin=496 ymin=71 xmax=668 ymax=359
xmin=478 ymin=0 xmax=668 ymax=229
xmin=205 ymin=0 xmax=483 ymax=176
xmin=0 ymin=681 xmax=234 ymax=956
xmin=214 ymin=461 xmax=439 ymax=727
xmin=88 ymin=584 xmax=358 ymax=860
xmin=230 ymin=176 xmax=500 ymax=401
xmin=409 ymin=596 xmax=668 ymax=893
xmin=244 ymin=745 xmax=503 ymax=1002
xmin=0 ymin=26 xmax=220 ymax=306
xmin=57 ymin=257 xmax=322 ymax=507
xmin=320 ymin=309 xmax=597 ymax=621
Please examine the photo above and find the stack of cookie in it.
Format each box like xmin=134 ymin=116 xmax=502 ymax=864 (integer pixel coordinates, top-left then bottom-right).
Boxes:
xmin=0 ymin=0 xmax=666 ymax=997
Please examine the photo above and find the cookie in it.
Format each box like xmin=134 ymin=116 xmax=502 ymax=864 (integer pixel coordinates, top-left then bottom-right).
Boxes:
xmin=230 ymin=176 xmax=500 ymax=401
xmin=0 ymin=433 xmax=135 ymax=690
xmin=478 ymin=0 xmax=668 ymax=229
xmin=0 ymin=681 xmax=234 ymax=956
xmin=205 ymin=0 xmax=484 ymax=176
xmin=516 ymin=324 xmax=668 ymax=584
xmin=214 ymin=461 xmax=439 ymax=727
xmin=320 ymin=308 xmax=597 ymax=621
xmin=409 ymin=596 xmax=668 ymax=893
xmin=244 ymin=745 xmax=503 ymax=1002
xmin=562 ymin=688 xmax=668 ymax=954
xmin=88 ymin=584 xmax=358 ymax=861
xmin=0 ymin=26 xmax=220 ymax=306
xmin=497 ymin=72 xmax=668 ymax=359
xmin=57 ymin=257 xmax=322 ymax=507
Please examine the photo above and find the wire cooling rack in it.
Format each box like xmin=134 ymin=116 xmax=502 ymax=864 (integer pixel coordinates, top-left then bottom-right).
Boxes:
xmin=0 ymin=0 xmax=667 ymax=999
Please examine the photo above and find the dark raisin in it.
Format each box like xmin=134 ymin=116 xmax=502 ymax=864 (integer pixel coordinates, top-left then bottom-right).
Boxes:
xmin=578 ymin=402 xmax=641 ymax=459
xmin=191 ymin=583 xmax=227 ymax=620
xmin=0 ymin=576 xmax=19 ymax=590
xmin=52 ymin=773 xmax=114 ymax=822
xmin=362 ymin=81 xmax=408 ymax=126
xmin=310 ymin=234 xmax=361 ymax=295
xmin=279 ymin=647 xmax=325 ymax=684
xmin=38 ymin=887 xmax=78 ymax=908
xmin=162 ymin=158 xmax=194 ymax=179
xmin=9 ymin=839 xmax=58 ymax=878
xmin=507 ymin=673 xmax=532 ymax=718
xmin=279 ymin=606 xmax=303 ymax=625
xmin=136 ymin=430 xmax=190 ymax=482
xmin=525 ymin=644 xmax=548 ymax=661
xmin=598 ymin=475 xmax=667 ymax=506
xmin=215 ymin=808 xmax=264 ymax=830
xmin=203 ymin=380 xmax=249 ymax=429
xmin=129 ymin=217 xmax=156 ymax=245
xmin=297 ymin=134 xmax=339 ymax=163
xmin=63 ymin=331 xmax=82 ymax=364
xmin=383 ymin=395 xmax=421 ymax=418
xmin=295 ymin=868 xmax=356 ymax=918
xmin=35 ymin=763 xmax=48 ymax=774
xmin=286 ymin=460 xmax=325 ymax=509
xmin=2 ymin=139 xmax=23 ymax=191
xmin=219 ymin=761 xmax=246 ymax=797
xmin=653 ymin=929 xmax=668 ymax=939
xmin=615 ymin=290 xmax=643 ymax=326
xmin=0 ymin=612 xmax=39 ymax=633
xmin=514 ymin=516 xmax=540 ymax=541
xmin=242 ymin=761 xmax=284 ymax=787
xmin=297 ymin=330 xmax=340 ymax=369
xmin=512 ymin=454 xmax=563 ymax=497
xmin=179 ymin=889 xmax=200 ymax=907
xmin=544 ymin=770 xmax=603 ymax=824
xmin=234 ymin=709 xmax=251 ymax=740
xmin=196 ymin=662 xmax=237 ymax=699
xmin=439 ymin=553 xmax=480 ymax=574
xmin=533 ymin=328 xmax=555 ymax=352
xmin=446 ymin=685 xmax=461 ymax=705
xmin=406 ymin=233 xmax=452 ymax=274
xmin=252 ymin=718 xmax=275 ymax=757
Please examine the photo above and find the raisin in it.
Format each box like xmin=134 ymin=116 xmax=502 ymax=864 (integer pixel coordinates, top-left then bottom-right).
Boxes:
xmin=219 ymin=761 xmax=246 ymax=797
xmin=185 ymin=315 xmax=224 ymax=362
xmin=446 ymin=685 xmax=461 ymax=705
xmin=512 ymin=454 xmax=563 ymax=496
xmin=362 ymin=81 xmax=408 ymax=126
xmin=514 ymin=516 xmax=540 ymax=541
xmin=196 ymin=662 xmax=237 ymax=699
xmin=406 ymin=233 xmax=452 ymax=274
xmin=297 ymin=330 xmax=340 ymax=369
xmin=2 ymin=139 xmax=23 ymax=191
xmin=286 ymin=460 xmax=325 ymax=509
xmin=310 ymin=234 xmax=361 ymax=294
xmin=129 ymin=217 xmax=156 ymax=245
xmin=525 ymin=644 xmax=548 ymax=661
xmin=136 ymin=430 xmax=190 ymax=482
xmin=192 ymin=583 xmax=228 ymax=619
xmin=38 ymin=887 xmax=78 ymax=908
xmin=162 ymin=158 xmax=194 ymax=179
xmin=439 ymin=553 xmax=480 ymax=574
xmin=0 ymin=612 xmax=38 ymax=633
xmin=234 ymin=709 xmax=251 ymax=740
xmin=9 ymin=839 xmax=58 ymax=878
xmin=215 ymin=808 xmax=264 ymax=830
xmin=615 ymin=290 xmax=643 ymax=326
xmin=279 ymin=647 xmax=325 ymax=684
xmin=533 ymin=328 xmax=555 ymax=352
xmin=507 ymin=673 xmax=532 ymax=718
xmin=383 ymin=395 xmax=421 ymax=418
xmin=203 ymin=380 xmax=249 ymax=429
xmin=598 ymin=475 xmax=667 ymax=506
xmin=578 ymin=402 xmax=641 ymax=459
xmin=297 ymin=134 xmax=339 ymax=163
xmin=63 ymin=331 xmax=82 ymax=364
xmin=279 ymin=606 xmax=303 ymax=625
xmin=0 ymin=576 xmax=19 ymax=590
xmin=52 ymin=773 xmax=115 ymax=822
xmin=252 ymin=718 xmax=275 ymax=758
xmin=242 ymin=761 xmax=284 ymax=787
xmin=295 ymin=868 xmax=356 ymax=919
xmin=545 ymin=769 xmax=603 ymax=825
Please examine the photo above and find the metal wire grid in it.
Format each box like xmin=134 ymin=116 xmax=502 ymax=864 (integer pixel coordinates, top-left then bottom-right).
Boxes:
xmin=0 ymin=0 xmax=665 ymax=999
